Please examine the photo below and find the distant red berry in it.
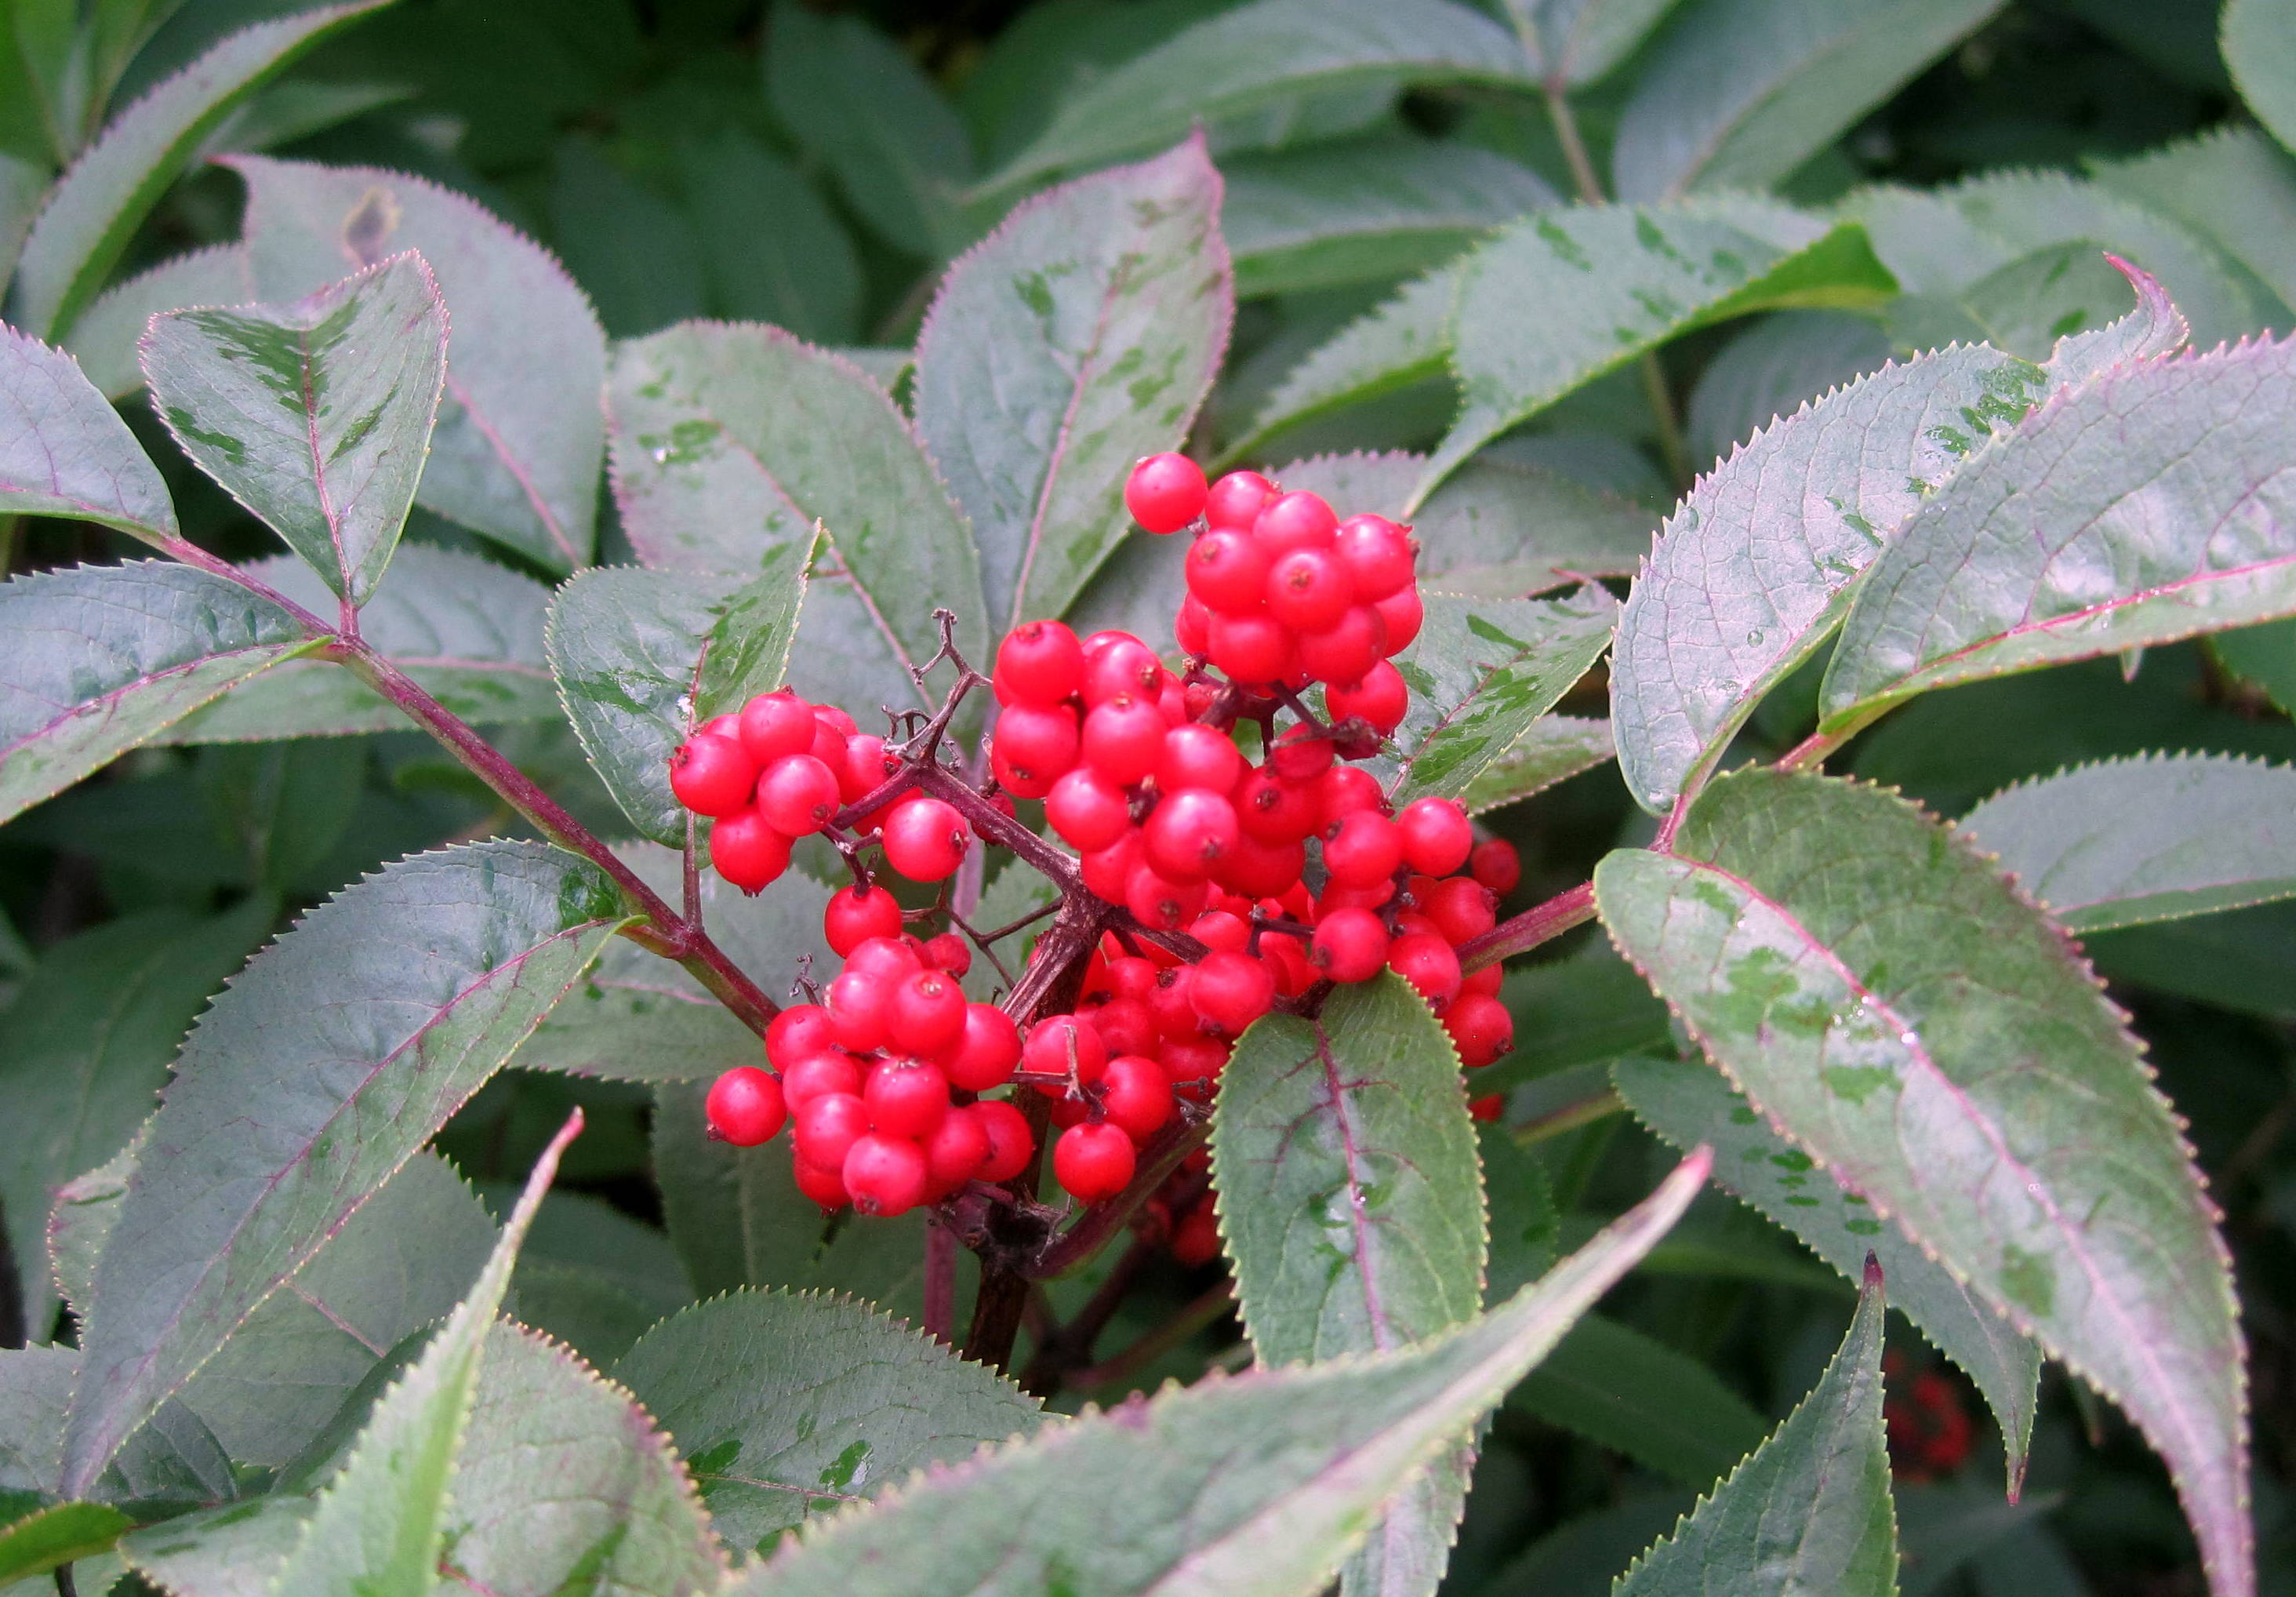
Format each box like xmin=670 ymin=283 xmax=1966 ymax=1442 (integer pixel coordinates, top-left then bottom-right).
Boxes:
xmin=844 ymin=1133 xmax=929 ymax=1216
xmin=1470 ymin=838 xmax=1522 ymax=896
xmin=1397 ymin=798 xmax=1473 ymax=876
xmin=1126 ymin=452 xmax=1209 ymax=533
xmin=709 ymin=810 xmax=793 ymax=893
xmin=1055 ymin=1122 xmax=1136 ymax=1202
xmin=1169 ymin=1198 xmax=1221 ymax=1266
xmin=881 ymin=797 xmax=969 ymax=882
xmin=1312 ymin=907 xmax=1391 ymax=983
xmin=705 ymin=1066 xmax=786 ymax=1146
xmin=670 ymin=733 xmax=760 ymax=817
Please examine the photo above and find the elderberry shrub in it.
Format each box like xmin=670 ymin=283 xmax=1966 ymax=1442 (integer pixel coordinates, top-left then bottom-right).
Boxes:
xmin=674 ymin=460 xmax=1522 ymax=1231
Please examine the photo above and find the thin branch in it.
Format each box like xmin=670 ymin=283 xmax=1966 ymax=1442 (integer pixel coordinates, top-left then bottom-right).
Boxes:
xmin=1068 ymin=1281 xmax=1237 ymax=1392
xmin=1455 ymin=880 xmax=1597 ymax=973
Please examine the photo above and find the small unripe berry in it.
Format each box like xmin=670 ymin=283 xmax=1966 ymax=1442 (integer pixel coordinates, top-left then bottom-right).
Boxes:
xmin=881 ymin=797 xmax=970 ymax=882
xmin=1125 ymin=452 xmax=1209 ymax=533
xmin=844 ymin=1132 xmax=929 ymax=1217
xmin=1397 ymin=797 xmax=1473 ymax=876
xmin=1311 ymin=907 xmax=1391 ymax=984
xmin=709 ymin=810 xmax=792 ymax=893
xmin=1055 ymin=1122 xmax=1136 ymax=1202
xmin=705 ymin=1066 xmax=787 ymax=1146
xmin=996 ymin=619 xmax=1084 ymax=708
xmin=670 ymin=733 xmax=759 ymax=817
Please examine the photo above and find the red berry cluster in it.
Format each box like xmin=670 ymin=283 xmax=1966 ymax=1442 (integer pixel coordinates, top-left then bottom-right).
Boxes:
xmin=678 ymin=452 xmax=1525 ymax=1230
xmin=1882 ymin=1352 xmax=1975 ymax=1480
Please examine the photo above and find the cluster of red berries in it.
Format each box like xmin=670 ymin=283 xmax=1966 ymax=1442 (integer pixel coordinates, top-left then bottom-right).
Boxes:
xmin=1882 ymin=1353 xmax=1975 ymax=1480
xmin=678 ymin=453 xmax=1524 ymax=1226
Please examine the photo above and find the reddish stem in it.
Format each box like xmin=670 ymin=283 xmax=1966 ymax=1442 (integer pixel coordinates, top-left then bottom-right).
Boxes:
xmin=1455 ymin=880 xmax=1597 ymax=973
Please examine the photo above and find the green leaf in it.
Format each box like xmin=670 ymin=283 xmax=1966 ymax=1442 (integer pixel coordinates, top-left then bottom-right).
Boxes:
xmin=0 ymin=561 xmax=320 ymax=825
xmin=1419 ymin=202 xmax=1897 ymax=500
xmin=2212 ymin=615 xmax=2296 ymax=715
xmin=1614 ymin=1050 xmax=2040 ymax=1490
xmin=0 ymin=1341 xmax=234 ymax=1511
xmin=5 ymin=2 xmax=389 ymax=341
xmin=47 ymin=1134 xmax=140 ymax=1321
xmin=1386 ymin=589 xmax=1618 ymax=804
xmin=674 ymin=129 xmax=860 ymax=345
xmin=1222 ymin=136 xmax=1556 ymax=298
xmin=1460 ymin=715 xmax=1616 ymax=814
xmin=64 ymin=241 xmax=252 ymax=399
xmin=232 ymin=155 xmax=609 ymax=574
xmin=1517 ymin=0 xmax=1687 ymax=86
xmin=721 ymin=1152 xmax=1709 ymax=1597
xmin=1215 ymin=973 xmax=1486 ymax=1597
xmin=261 ymin=1111 xmax=583 ymax=1597
xmin=1224 ymin=264 xmax=1459 ymax=464
xmin=1612 ymin=1256 xmax=1895 ymax=1595
xmin=1593 ymin=769 xmax=2248 ymax=1596
xmin=2225 ymin=0 xmax=2296 ymax=158
xmin=547 ymin=544 xmax=810 ymax=848
xmin=505 ymin=1261 xmax=660 ymax=1368
xmin=914 ymin=136 xmax=1227 ymax=635
xmin=765 ymin=2 xmax=972 ymax=258
xmin=0 ymin=902 xmax=269 ymax=1333
xmin=1507 ymin=1311 xmax=1768 ymax=1490
xmin=1821 ymin=336 xmax=2296 ymax=726
xmin=2093 ymin=128 xmax=2296 ymax=329
xmin=162 ymin=547 xmax=558 ymax=742
xmin=1685 ymin=311 xmax=1894 ymax=470
xmin=119 ymin=1496 xmax=314 ymax=1596
xmin=609 ymin=320 xmax=983 ymax=683
xmin=0 ymin=326 xmax=177 ymax=543
xmin=615 ymin=1289 xmax=1044 ymax=1558
xmin=144 ymin=252 xmax=447 ymax=608
xmin=0 ymin=1501 xmax=134 ymax=1584
xmin=1611 ymin=0 xmax=2006 ymax=201
xmin=983 ymin=0 xmax=1530 ymax=193
xmin=58 ymin=840 xmax=632 ymax=1495
xmin=0 ymin=151 xmax=43 ymax=289
xmin=1956 ymin=755 xmax=2296 ymax=931
xmin=515 ymin=846 xmax=829 ymax=1084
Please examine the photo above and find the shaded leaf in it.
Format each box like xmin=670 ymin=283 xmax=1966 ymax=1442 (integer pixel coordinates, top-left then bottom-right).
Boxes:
xmin=1478 ymin=1124 xmax=1558 ymax=1304
xmin=1593 ymin=769 xmax=2247 ymax=1596
xmin=162 ymin=547 xmax=558 ymax=742
xmin=2212 ymin=615 xmax=2296 ymax=716
xmin=1517 ymin=0 xmax=1687 ymax=86
xmin=47 ymin=1135 xmax=140 ymax=1320
xmin=0 ymin=326 xmax=177 ymax=543
xmin=914 ymin=136 xmax=1228 ymax=635
xmin=143 ymin=252 xmax=447 ymax=607
xmin=1612 ymin=1256 xmax=1895 ymax=1595
xmin=2225 ymin=0 xmax=2296 ymax=159
xmin=1956 ymin=754 xmax=2296 ymax=931
xmin=1223 ymin=136 xmax=1556 ymax=298
xmin=609 ymin=320 xmax=980 ymax=681
xmin=0 ymin=560 xmax=318 ymax=825
xmin=1611 ymin=0 xmax=2006 ymax=201
xmin=6 ymin=2 xmax=388 ymax=340
xmin=1507 ymin=1311 xmax=1768 ymax=1490
xmin=722 ymin=1152 xmax=1709 ymax=1597
xmin=2094 ymin=127 xmax=2296 ymax=328
xmin=983 ymin=0 xmax=1530 ymax=192
xmin=675 ymin=129 xmax=860 ymax=344
xmin=1615 ymin=1050 xmax=2040 ymax=1489
xmin=1386 ymin=589 xmax=1618 ymax=804
xmin=233 ymin=155 xmax=609 ymax=573
xmin=506 ymin=1261 xmax=660 ymax=1369
xmin=616 ymin=1289 xmax=1044 ymax=1557
xmin=0 ymin=1341 xmax=233 ymax=1511
xmin=1419 ymin=201 xmax=1896 ymax=497
xmin=1460 ymin=714 xmax=1616 ymax=814
xmin=1822 ymin=336 xmax=2296 ymax=726
xmin=118 ymin=1495 xmax=313 ymax=1597
xmin=1225 ymin=264 xmax=1459 ymax=462
xmin=65 ymin=242 xmax=254 ymax=399
xmin=59 ymin=841 xmax=632 ymax=1494
xmin=1685 ymin=310 xmax=1894 ymax=471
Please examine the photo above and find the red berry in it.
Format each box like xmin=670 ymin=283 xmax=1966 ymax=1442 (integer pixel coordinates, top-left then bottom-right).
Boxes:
xmin=753 ymin=753 xmax=839 ymax=835
xmin=1190 ymin=949 xmax=1276 ymax=1035
xmin=1204 ymin=469 xmax=1278 ymax=530
xmin=1317 ymin=766 xmax=1386 ymax=826
xmin=705 ymin=1066 xmax=787 ymax=1146
xmin=766 ymin=1003 xmax=835 ymax=1068
xmin=1126 ymin=860 xmax=1208 ymax=930
xmin=699 ymin=713 xmax=743 ymax=742
xmin=923 ymin=1104 xmax=993 ymax=1196
xmin=1371 ymin=586 xmax=1423 ymax=654
xmin=823 ymin=884 xmax=903 ymax=956
xmin=865 ymin=1057 xmax=950 ymax=1138
xmin=947 ymin=1003 xmax=1023 ymax=1091
xmin=1234 ymin=765 xmax=1317 ymax=844
xmin=1470 ymin=839 xmax=1521 ymax=896
xmin=1082 ymin=694 xmax=1168 ymax=785
xmin=1470 ymin=1093 xmax=1503 ymax=1123
xmin=1312 ymin=907 xmax=1391 ymax=983
xmin=1144 ymin=788 xmax=1240 ymax=881
xmin=1081 ymin=831 xmax=1143 ymax=902
xmin=1161 ymin=1035 xmax=1231 ymax=1100
xmin=1252 ymin=490 xmax=1339 ymax=555
xmin=1334 ymin=515 xmax=1416 ymax=598
xmin=808 ymin=713 xmax=848 ymax=769
xmin=1024 ymin=1013 xmax=1109 ymax=1089
xmin=1326 ymin=661 xmax=1408 ymax=735
xmin=1264 ymin=547 xmax=1355 ymax=632
xmin=1101 ymin=1054 xmax=1175 ymax=1140
xmin=1462 ymin=962 xmax=1504 ymax=998
xmin=845 ymin=933 xmax=923 ymax=982
xmin=781 ymin=1050 xmax=863 ymax=1111
xmin=1082 ymin=635 xmax=1165 ymax=707
xmin=1265 ymin=933 xmax=1315 ymax=996
xmin=839 ymin=734 xmax=897 ymax=803
xmin=995 ymin=702 xmax=1081 ymax=785
xmin=1397 ymin=798 xmax=1473 ymax=876
xmin=1388 ymin=931 xmax=1463 ymax=1009
xmin=1089 ymin=995 xmax=1159 ymax=1057
xmin=1106 ymin=955 xmax=1159 ymax=1002
xmin=1159 ymin=724 xmax=1244 ymax=794
xmin=1324 ymin=809 xmax=1404 ymax=889
xmin=844 ymin=1132 xmax=929 ymax=1216
xmin=738 ymin=692 xmax=816 ymax=764
xmin=792 ymin=1157 xmax=850 ymax=1210
xmin=1055 ymin=1122 xmax=1136 ymax=1202
xmin=1047 ymin=767 xmax=1134 ymax=851
xmin=1295 ymin=606 xmax=1387 ymax=686
xmin=1217 ymin=834 xmax=1307 ymax=899
xmin=1185 ymin=528 xmax=1273 ymax=616
xmin=825 ymin=968 xmax=894 ymax=1052
xmin=793 ymin=1090 xmax=870 ymax=1168
xmin=973 ymin=1098 xmax=1037 ymax=1183
xmin=1170 ymin=1199 xmax=1220 ymax=1266
xmin=997 ymin=619 xmax=1085 ymax=708
xmin=1175 ymin=593 xmax=1212 ymax=657
xmin=670 ymin=733 xmax=759 ymax=817
xmin=921 ymin=932 xmax=972 ymax=976
xmin=1444 ymin=991 xmax=1513 ymax=1068
xmin=1206 ymin=611 xmax=1295 ymax=685
xmin=1125 ymin=452 xmax=1209 ymax=533
xmin=888 ymin=969 xmax=968 ymax=1059
xmin=1423 ymin=876 xmax=1499 ymax=945
xmin=881 ymin=798 xmax=970 ymax=882
xmin=710 ymin=810 xmax=792 ymax=892
xmin=1268 ymin=726 xmax=1335 ymax=784
xmin=1187 ymin=909 xmax=1251 ymax=953
xmin=815 ymin=704 xmax=858 ymax=738
xmin=1149 ymin=965 xmax=1198 ymax=1039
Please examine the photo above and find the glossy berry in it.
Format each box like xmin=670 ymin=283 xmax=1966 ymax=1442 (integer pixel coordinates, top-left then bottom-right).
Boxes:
xmin=995 ymin=702 xmax=1081 ymax=784
xmin=1388 ymin=931 xmax=1463 ymax=1010
xmin=881 ymin=797 xmax=970 ymax=882
xmin=947 ymin=1003 xmax=1023 ymax=1091
xmin=705 ymin=1066 xmax=787 ymax=1146
xmin=823 ymin=885 xmax=903 ymax=956
xmin=1326 ymin=660 xmax=1409 ymax=735
xmin=1443 ymin=991 xmax=1513 ymax=1068
xmin=1186 ymin=528 xmax=1273 ymax=615
xmin=1397 ymin=797 xmax=1473 ymax=876
xmin=1253 ymin=489 xmax=1339 ymax=555
xmin=1101 ymin=1054 xmax=1175 ymax=1140
xmin=864 ymin=1058 xmax=950 ymax=1138
xmin=792 ymin=1091 xmax=870 ymax=1170
xmin=1220 ymin=834 xmax=1306 ymax=899
xmin=1081 ymin=832 xmax=1143 ymax=903
xmin=1161 ymin=1035 xmax=1230 ymax=1100
xmin=972 ymin=1098 xmax=1037 ymax=1184
xmin=824 ymin=967 xmax=894 ymax=1052
xmin=997 ymin=619 xmax=1084 ymax=708
xmin=1083 ymin=635 xmax=1165 ymax=708
xmin=923 ymin=1105 xmax=993 ymax=1196
xmin=765 ymin=1003 xmax=835 ymax=1068
xmin=888 ymin=969 xmax=968 ymax=1059
xmin=1204 ymin=468 xmax=1278 ymax=530
xmin=921 ymin=933 xmax=972 ymax=976
xmin=791 ymin=1157 xmax=849 ymax=1210
xmin=840 ymin=734 xmax=896 ymax=803
xmin=1126 ymin=861 xmax=1208 ymax=931
xmin=1055 ymin=1122 xmax=1136 ymax=1202
xmin=1372 ymin=586 xmax=1423 ymax=654
xmin=1295 ymin=606 xmax=1387 ymax=688
xmin=1046 ymin=767 xmax=1133 ymax=851
xmin=1190 ymin=949 xmax=1276 ymax=1035
xmin=1206 ymin=611 xmax=1294 ymax=684
xmin=1311 ymin=907 xmax=1391 ymax=984
xmin=845 ymin=934 xmax=922 ymax=982
xmin=1175 ymin=593 xmax=1212 ymax=656
xmin=1470 ymin=838 xmax=1522 ymax=896
xmin=1081 ymin=694 xmax=1168 ymax=785
xmin=1268 ymin=725 xmax=1335 ymax=784
xmin=1315 ymin=765 xmax=1387 ymax=827
xmin=709 ymin=810 xmax=792 ymax=893
xmin=755 ymin=753 xmax=841 ymax=835
xmin=1024 ymin=1013 xmax=1108 ymax=1089
xmin=1324 ymin=809 xmax=1404 ymax=889
xmin=1144 ymin=788 xmax=1240 ymax=881
xmin=843 ymin=1133 xmax=929 ymax=1217
xmin=780 ymin=1051 xmax=863 ymax=1111
xmin=1125 ymin=452 xmax=1209 ymax=533
xmin=1265 ymin=547 xmax=1354 ymax=632
xmin=1158 ymin=724 xmax=1244 ymax=795
xmin=738 ymin=692 xmax=816 ymax=764
xmin=1334 ymin=514 xmax=1416 ymax=598
xmin=670 ymin=733 xmax=758 ymax=817
xmin=1234 ymin=765 xmax=1317 ymax=844
xmin=1422 ymin=876 xmax=1499 ymax=945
